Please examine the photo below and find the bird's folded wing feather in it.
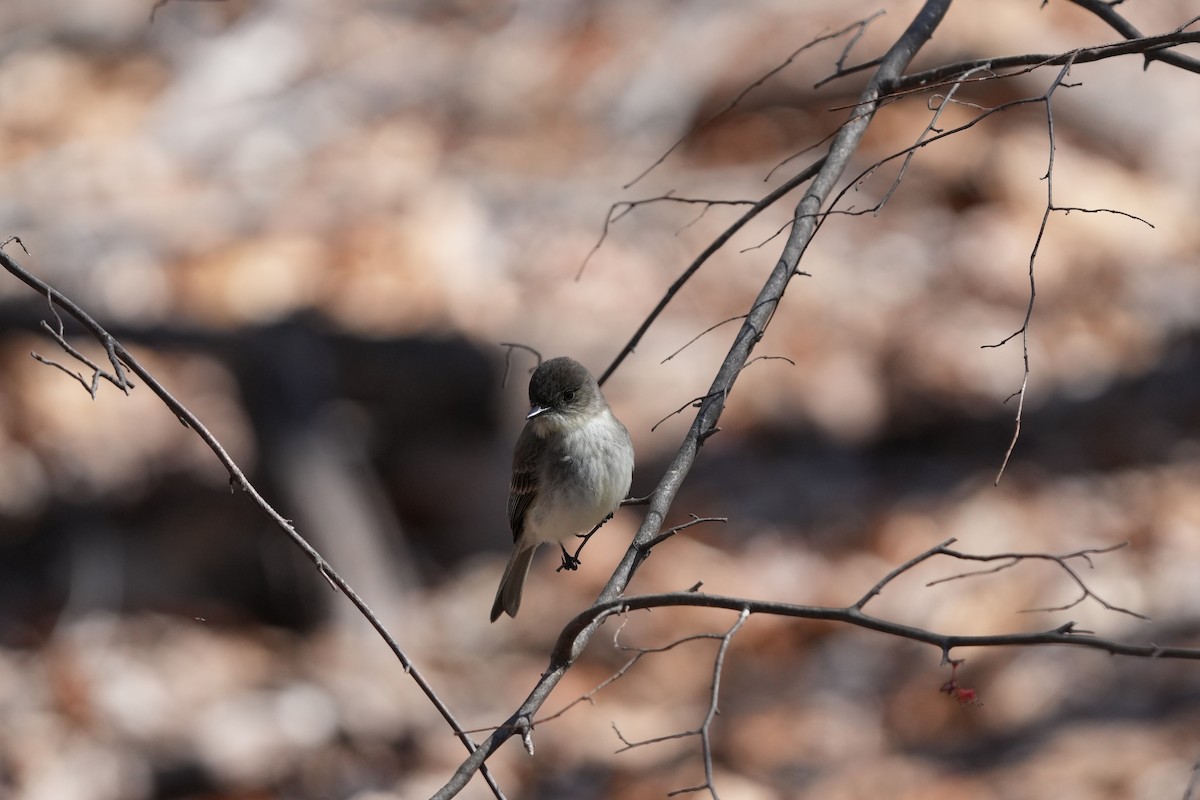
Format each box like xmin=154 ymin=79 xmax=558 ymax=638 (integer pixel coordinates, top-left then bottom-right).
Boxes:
xmin=507 ymin=427 xmax=541 ymax=542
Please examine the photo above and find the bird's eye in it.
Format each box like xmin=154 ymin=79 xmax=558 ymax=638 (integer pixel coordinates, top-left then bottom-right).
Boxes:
xmin=562 ymin=389 xmax=576 ymax=403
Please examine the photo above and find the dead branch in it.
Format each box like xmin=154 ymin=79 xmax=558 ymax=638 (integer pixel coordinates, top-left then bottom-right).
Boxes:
xmin=0 ymin=242 xmax=504 ymax=800
xmin=431 ymin=3 xmax=955 ymax=795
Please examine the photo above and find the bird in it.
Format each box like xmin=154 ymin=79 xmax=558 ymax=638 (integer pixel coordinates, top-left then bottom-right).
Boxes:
xmin=490 ymin=356 xmax=634 ymax=621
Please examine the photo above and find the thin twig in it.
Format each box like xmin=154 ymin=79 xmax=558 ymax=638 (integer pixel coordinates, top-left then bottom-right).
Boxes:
xmin=692 ymin=608 xmax=749 ymax=799
xmin=661 ymin=315 xmax=748 ymax=364
xmin=536 ymin=629 xmax=728 ymax=726
xmin=608 ymin=610 xmax=749 ymax=800
xmin=875 ymin=63 xmax=992 ymax=212
xmin=990 ymin=55 xmax=1078 ymax=484
xmin=651 ymin=390 xmax=726 ymax=434
xmin=644 ymin=515 xmax=728 ymax=550
xmin=853 ymin=537 xmax=959 ymax=610
xmin=499 ymin=342 xmax=542 ymax=390
xmin=598 ymin=156 xmax=826 ymax=387
xmin=1056 ymin=206 xmax=1154 ymax=227
xmin=929 ymin=541 xmax=1147 ymax=620
xmin=579 ymin=194 xmax=759 ymax=279
xmin=622 ymin=13 xmax=884 ymax=189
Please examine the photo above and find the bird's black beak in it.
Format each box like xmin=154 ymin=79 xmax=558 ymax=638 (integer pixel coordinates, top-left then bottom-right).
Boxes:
xmin=526 ymin=404 xmax=548 ymax=420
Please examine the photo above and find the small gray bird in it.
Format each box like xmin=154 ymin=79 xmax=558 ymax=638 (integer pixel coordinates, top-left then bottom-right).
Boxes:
xmin=490 ymin=356 xmax=634 ymax=621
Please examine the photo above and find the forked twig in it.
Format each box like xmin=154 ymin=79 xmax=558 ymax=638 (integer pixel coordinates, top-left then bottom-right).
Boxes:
xmin=929 ymin=540 xmax=1147 ymax=620
xmin=622 ymin=12 xmax=884 ymax=189
xmin=610 ymin=609 xmax=750 ymax=800
xmin=536 ymin=625 xmax=729 ymax=727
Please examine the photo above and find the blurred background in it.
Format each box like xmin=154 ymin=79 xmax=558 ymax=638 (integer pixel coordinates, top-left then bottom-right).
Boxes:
xmin=1 ymin=1 xmax=1199 ymax=798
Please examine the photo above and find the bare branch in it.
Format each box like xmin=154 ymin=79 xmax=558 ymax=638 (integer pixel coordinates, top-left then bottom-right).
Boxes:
xmin=535 ymin=628 xmax=728 ymax=727
xmin=644 ymin=515 xmax=728 ymax=551
xmin=771 ymin=71 xmax=1108 ymax=256
xmin=811 ymin=12 xmax=892 ymax=91
xmin=1065 ymin=0 xmax=1200 ymax=74
xmin=661 ymin=314 xmax=748 ymax=364
xmin=648 ymin=352 xmax=790 ymax=436
xmin=29 ymin=352 xmax=99 ymax=397
xmin=853 ymin=537 xmax=959 ymax=610
xmin=661 ymin=294 xmax=789 ymax=366
xmin=598 ymin=156 xmax=826 ymax=387
xmin=743 ymin=354 xmax=796 ymax=369
xmin=991 ymin=54 xmax=1077 ymax=484
xmin=651 ymin=390 xmax=725 ymax=434
xmin=622 ymin=13 xmax=884 ymax=189
xmin=817 ymin=52 xmax=1145 ymax=488
xmin=605 ymin=610 xmax=749 ymax=800
xmin=552 ymin=581 xmax=1196 ymax=667
xmin=876 ymin=63 xmax=993 ymax=213
xmin=32 ymin=314 xmax=135 ymax=399
xmin=765 ymin=125 xmax=847 ymax=183
xmin=499 ymin=342 xmax=542 ymax=390
xmin=893 ymin=29 xmax=1200 ymax=91
xmin=1056 ymin=205 xmax=1154 ymax=227
xmin=458 ymin=11 xmax=1193 ymax=797
xmin=0 ymin=246 xmax=504 ymax=800
xmin=579 ymin=193 xmax=759 ymax=280
xmin=692 ymin=608 xmax=749 ymax=799
xmin=929 ymin=541 xmax=1147 ymax=620
xmin=432 ymin=4 xmax=955 ymax=795
xmin=833 ymin=10 xmax=886 ymax=74
xmin=0 ymin=241 xmax=134 ymax=396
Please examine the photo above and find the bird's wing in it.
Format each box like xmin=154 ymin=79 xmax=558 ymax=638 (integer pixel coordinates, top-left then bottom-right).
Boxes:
xmin=507 ymin=426 xmax=541 ymax=542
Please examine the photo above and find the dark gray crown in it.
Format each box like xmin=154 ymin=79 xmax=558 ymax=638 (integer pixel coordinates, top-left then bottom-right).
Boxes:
xmin=529 ymin=356 xmax=597 ymax=412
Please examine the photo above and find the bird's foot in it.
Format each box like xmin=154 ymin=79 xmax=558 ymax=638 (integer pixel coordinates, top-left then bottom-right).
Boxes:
xmin=558 ymin=542 xmax=581 ymax=571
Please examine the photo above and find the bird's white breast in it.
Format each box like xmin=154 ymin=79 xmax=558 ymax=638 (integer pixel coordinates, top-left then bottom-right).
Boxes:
xmin=524 ymin=410 xmax=633 ymax=545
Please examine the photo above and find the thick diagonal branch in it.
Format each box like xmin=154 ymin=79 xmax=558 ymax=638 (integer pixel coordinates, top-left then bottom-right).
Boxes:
xmin=430 ymin=2 xmax=953 ymax=797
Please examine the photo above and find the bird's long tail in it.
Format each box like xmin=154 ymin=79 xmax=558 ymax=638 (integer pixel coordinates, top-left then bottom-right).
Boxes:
xmin=490 ymin=545 xmax=537 ymax=622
